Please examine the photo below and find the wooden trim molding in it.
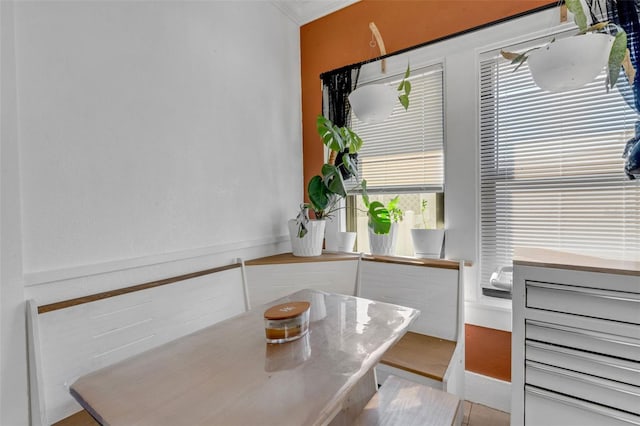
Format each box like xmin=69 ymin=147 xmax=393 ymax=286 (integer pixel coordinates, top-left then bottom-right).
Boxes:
xmin=38 ymin=251 xmax=472 ymax=314
xmin=245 ymin=252 xmax=360 ymax=266
xmin=362 ymin=255 xmax=464 ymax=270
xmin=37 ymin=263 xmax=242 ymax=314
xmin=246 ymin=252 xmax=471 ymax=269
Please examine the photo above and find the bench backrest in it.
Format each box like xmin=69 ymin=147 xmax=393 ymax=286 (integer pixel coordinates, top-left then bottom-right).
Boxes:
xmin=357 ymin=259 xmax=463 ymax=342
xmin=244 ymin=257 xmax=359 ymax=308
xmin=27 ymin=264 xmax=247 ymax=425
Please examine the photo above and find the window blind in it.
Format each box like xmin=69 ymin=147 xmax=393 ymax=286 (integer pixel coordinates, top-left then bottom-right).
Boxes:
xmin=479 ymin=41 xmax=640 ymax=287
xmin=350 ymin=64 xmax=444 ymax=193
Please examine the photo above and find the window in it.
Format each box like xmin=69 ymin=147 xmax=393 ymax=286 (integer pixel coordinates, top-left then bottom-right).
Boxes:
xmin=347 ymin=64 xmax=445 ymax=255
xmin=479 ymin=36 xmax=640 ymax=288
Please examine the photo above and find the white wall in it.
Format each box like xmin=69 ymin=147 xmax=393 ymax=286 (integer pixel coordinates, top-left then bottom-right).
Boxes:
xmin=1 ymin=1 xmax=301 ymax=423
xmin=1 ymin=1 xmax=28 ymax=424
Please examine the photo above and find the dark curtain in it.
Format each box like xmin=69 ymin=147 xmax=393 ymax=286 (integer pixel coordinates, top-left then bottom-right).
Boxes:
xmin=321 ymin=67 xmax=361 ymax=178
xmin=605 ymin=0 xmax=640 ymax=178
xmin=321 ymin=67 xmax=361 ymax=127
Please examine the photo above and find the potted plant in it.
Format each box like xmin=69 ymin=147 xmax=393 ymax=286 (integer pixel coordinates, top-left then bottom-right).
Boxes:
xmin=363 ymin=191 xmax=403 ymax=256
xmin=501 ymin=0 xmax=635 ymax=93
xmin=289 ymin=116 xmax=388 ymax=256
xmin=410 ymin=200 xmax=445 ymax=259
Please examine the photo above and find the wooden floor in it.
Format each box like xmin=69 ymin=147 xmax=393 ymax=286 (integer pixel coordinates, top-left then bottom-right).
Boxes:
xmin=463 ymin=401 xmax=510 ymax=426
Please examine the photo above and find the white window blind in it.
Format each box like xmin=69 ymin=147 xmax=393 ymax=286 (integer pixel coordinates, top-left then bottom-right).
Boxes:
xmin=350 ymin=64 xmax=444 ymax=193
xmin=479 ymin=40 xmax=640 ymax=287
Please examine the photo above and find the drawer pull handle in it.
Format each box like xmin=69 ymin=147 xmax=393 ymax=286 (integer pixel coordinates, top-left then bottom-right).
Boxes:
xmin=525 ymin=386 xmax=640 ymax=425
xmin=526 ymin=361 xmax=640 ymax=396
xmin=526 ymin=281 xmax=640 ymax=304
xmin=527 ymin=320 xmax=640 ymax=350
xmin=526 ymin=340 xmax=640 ymax=374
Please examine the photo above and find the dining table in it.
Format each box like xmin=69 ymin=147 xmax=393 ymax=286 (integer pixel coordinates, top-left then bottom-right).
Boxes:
xmin=70 ymin=289 xmax=419 ymax=426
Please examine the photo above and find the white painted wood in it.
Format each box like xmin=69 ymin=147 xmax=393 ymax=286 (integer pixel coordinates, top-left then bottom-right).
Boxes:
xmin=443 ymin=342 xmax=465 ymax=398
xmin=245 ymin=260 xmax=358 ymax=307
xmin=359 ymin=260 xmax=465 ymax=399
xmin=26 ymin=300 xmax=47 ymax=426
xmin=359 ymin=261 xmax=459 ymax=340
xmin=465 ymin=371 xmax=511 ymax=413
xmin=34 ymin=267 xmax=245 ymax=424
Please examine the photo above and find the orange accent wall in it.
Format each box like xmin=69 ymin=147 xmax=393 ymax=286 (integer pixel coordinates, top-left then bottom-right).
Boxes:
xmin=465 ymin=324 xmax=512 ymax=382
xmin=300 ymin=0 xmax=555 ymax=201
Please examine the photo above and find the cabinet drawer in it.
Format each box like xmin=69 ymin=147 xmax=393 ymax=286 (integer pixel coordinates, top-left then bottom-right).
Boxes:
xmin=526 ymin=340 xmax=640 ymax=386
xmin=527 ymin=320 xmax=640 ymax=362
xmin=525 ymin=385 xmax=640 ymax=426
xmin=526 ymin=281 xmax=640 ymax=325
xmin=526 ymin=360 xmax=640 ymax=415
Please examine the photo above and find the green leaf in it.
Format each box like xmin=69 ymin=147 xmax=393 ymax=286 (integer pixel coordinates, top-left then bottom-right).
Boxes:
xmin=367 ymin=201 xmax=391 ymax=234
xmin=404 ymin=62 xmax=411 ymax=79
xmin=308 ymin=175 xmax=328 ymax=212
xmin=565 ymin=0 xmax=587 ymax=32
xmin=398 ymin=94 xmax=409 ymax=110
xmin=404 ymin=80 xmax=412 ymax=96
xmin=340 ymin=153 xmax=358 ymax=177
xmin=321 ymin=164 xmax=346 ymax=197
xmin=361 ymin=180 xmax=370 ymax=208
xmin=387 ymin=195 xmax=400 ymax=211
xmin=342 ymin=127 xmax=363 ymax=153
xmin=397 ymin=80 xmax=405 ymax=91
xmin=608 ymin=30 xmax=627 ymax=89
xmin=513 ymin=55 xmax=528 ymax=72
xmin=316 ymin=115 xmax=345 ymax=152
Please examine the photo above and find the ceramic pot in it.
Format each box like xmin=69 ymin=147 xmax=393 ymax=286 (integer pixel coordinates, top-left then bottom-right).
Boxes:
xmin=325 ymin=231 xmax=357 ymax=252
xmin=288 ymin=219 xmax=325 ymax=256
xmin=410 ymin=229 xmax=445 ymax=259
xmin=368 ymin=223 xmax=398 ymax=256
xmin=348 ymin=84 xmax=397 ymax=124
xmin=527 ymin=33 xmax=614 ymax=93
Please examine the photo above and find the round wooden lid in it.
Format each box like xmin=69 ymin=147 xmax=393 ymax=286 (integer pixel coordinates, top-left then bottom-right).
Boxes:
xmin=264 ymin=301 xmax=311 ymax=320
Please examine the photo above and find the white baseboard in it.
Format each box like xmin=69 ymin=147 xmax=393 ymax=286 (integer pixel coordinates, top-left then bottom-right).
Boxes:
xmin=464 ymin=371 xmax=511 ymax=413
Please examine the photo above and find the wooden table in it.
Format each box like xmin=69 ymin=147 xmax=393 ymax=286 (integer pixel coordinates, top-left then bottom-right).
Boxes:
xmin=70 ymin=289 xmax=419 ymax=426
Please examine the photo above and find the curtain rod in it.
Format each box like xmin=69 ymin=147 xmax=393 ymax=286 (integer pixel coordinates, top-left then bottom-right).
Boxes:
xmin=319 ymin=1 xmax=559 ymax=80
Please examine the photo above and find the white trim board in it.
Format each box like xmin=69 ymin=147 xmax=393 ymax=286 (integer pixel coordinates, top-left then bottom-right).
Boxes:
xmin=465 ymin=300 xmax=512 ymax=332
xmin=464 ymin=371 xmax=511 ymax=413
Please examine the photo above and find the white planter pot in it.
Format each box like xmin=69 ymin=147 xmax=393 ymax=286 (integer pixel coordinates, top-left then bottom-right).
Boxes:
xmin=527 ymin=33 xmax=614 ymax=93
xmin=325 ymin=231 xmax=357 ymax=252
xmin=348 ymin=84 xmax=397 ymax=124
xmin=368 ymin=223 xmax=398 ymax=256
xmin=288 ymin=219 xmax=326 ymax=257
xmin=410 ymin=229 xmax=445 ymax=259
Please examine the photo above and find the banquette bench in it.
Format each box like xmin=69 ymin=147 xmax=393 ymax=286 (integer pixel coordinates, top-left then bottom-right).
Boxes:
xmin=28 ymin=252 xmax=465 ymax=425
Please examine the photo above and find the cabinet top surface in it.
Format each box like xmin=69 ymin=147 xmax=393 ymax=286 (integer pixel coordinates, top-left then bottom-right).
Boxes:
xmin=513 ymin=247 xmax=640 ymax=276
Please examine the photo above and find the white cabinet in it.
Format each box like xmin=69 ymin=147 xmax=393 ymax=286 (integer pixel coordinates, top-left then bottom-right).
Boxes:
xmin=511 ymin=248 xmax=640 ymax=426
